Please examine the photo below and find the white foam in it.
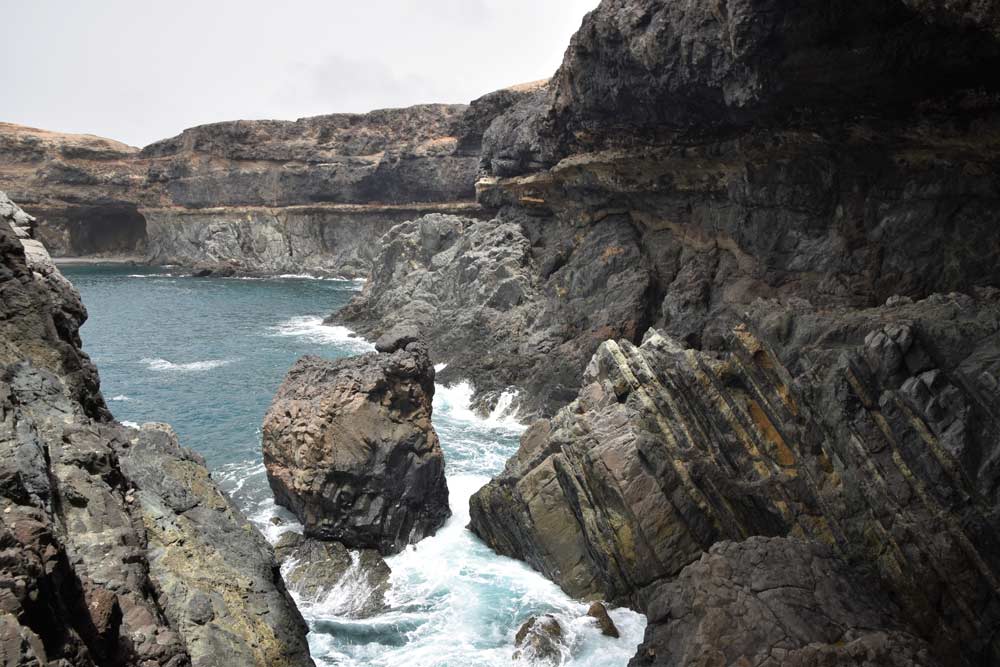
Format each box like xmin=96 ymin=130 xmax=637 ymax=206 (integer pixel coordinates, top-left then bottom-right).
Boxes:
xmin=433 ymin=381 xmax=526 ymax=433
xmin=141 ymin=357 xmax=232 ymax=372
xmin=268 ymin=316 xmax=375 ymax=353
xmin=127 ymin=273 xmax=174 ymax=278
xmin=120 ymin=420 xmax=140 ymax=429
xmin=109 ymin=394 xmax=131 ymax=402
xmin=434 ymin=363 xmax=448 ymax=373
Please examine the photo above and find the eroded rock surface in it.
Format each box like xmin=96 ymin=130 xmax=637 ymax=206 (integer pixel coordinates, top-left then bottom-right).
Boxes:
xmin=263 ymin=340 xmax=450 ymax=555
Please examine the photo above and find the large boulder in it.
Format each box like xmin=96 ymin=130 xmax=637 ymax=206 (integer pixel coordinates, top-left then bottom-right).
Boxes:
xmin=263 ymin=339 xmax=450 ymax=555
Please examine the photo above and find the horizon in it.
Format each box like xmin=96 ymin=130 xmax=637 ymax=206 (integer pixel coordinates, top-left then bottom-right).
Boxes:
xmin=1 ymin=0 xmax=597 ymax=148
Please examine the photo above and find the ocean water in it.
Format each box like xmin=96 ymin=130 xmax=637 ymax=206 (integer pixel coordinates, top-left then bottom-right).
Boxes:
xmin=64 ymin=264 xmax=645 ymax=667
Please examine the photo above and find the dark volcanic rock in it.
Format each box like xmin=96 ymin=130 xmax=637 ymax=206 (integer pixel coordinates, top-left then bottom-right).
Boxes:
xmin=0 ymin=96 xmax=516 ymax=272
xmin=470 ymin=291 xmax=1000 ymax=664
xmin=263 ymin=344 xmax=450 ymax=555
xmin=630 ymin=537 xmax=939 ymax=667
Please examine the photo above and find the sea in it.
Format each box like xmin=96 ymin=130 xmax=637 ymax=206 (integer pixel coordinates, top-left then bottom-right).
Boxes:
xmin=62 ymin=264 xmax=645 ymax=667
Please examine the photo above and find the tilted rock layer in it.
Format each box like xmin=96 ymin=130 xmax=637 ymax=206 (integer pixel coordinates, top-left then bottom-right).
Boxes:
xmin=263 ymin=334 xmax=449 ymax=555
xmin=471 ymin=292 xmax=1000 ymax=665
xmin=0 ymin=192 xmax=313 ymax=666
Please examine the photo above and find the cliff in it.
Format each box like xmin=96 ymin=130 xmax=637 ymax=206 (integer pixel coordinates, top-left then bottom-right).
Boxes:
xmin=338 ymin=0 xmax=1000 ymax=419
xmin=0 ymin=191 xmax=314 ymax=666
xmin=0 ymin=89 xmax=538 ymax=274
xmin=335 ymin=1 xmax=1000 ymax=665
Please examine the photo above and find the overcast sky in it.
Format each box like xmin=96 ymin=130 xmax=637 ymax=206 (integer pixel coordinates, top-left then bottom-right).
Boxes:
xmin=2 ymin=1 xmax=598 ymax=148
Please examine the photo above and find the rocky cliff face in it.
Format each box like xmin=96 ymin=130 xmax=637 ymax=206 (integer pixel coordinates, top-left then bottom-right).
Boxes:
xmin=0 ymin=192 xmax=314 ymax=666
xmin=0 ymin=89 xmax=537 ymax=273
xmin=263 ymin=330 xmax=449 ymax=555
xmin=392 ymin=1 xmax=1000 ymax=665
xmin=470 ymin=292 xmax=1000 ymax=664
xmin=337 ymin=1 xmax=1000 ymax=421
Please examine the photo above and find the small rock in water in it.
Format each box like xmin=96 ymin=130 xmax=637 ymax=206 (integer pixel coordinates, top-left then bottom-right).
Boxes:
xmin=273 ymin=533 xmax=391 ymax=618
xmin=270 ymin=516 xmax=283 ymax=526
xmin=586 ymin=601 xmax=619 ymax=638
xmin=513 ymin=615 xmax=564 ymax=664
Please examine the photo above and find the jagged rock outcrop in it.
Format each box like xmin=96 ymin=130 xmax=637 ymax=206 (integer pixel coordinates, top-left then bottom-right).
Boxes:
xmin=262 ymin=335 xmax=450 ymax=555
xmin=471 ymin=291 xmax=1000 ymax=664
xmin=331 ymin=0 xmax=1000 ymax=416
xmin=0 ymin=193 xmax=313 ymax=666
xmin=631 ymin=537 xmax=939 ymax=667
xmin=0 ymin=87 xmax=541 ymax=273
xmin=333 ymin=209 xmax=659 ymax=416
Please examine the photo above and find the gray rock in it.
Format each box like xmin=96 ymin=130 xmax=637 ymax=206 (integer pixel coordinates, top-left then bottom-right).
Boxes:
xmin=0 ymin=193 xmax=315 ymax=666
xmin=631 ymin=537 xmax=939 ymax=667
xmin=263 ymin=344 xmax=450 ymax=555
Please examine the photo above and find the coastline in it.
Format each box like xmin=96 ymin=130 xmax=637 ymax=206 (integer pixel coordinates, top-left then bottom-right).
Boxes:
xmin=53 ymin=255 xmax=145 ymax=265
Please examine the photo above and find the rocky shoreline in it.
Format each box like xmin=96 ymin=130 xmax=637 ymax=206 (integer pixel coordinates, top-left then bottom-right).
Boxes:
xmin=4 ymin=0 xmax=1000 ymax=665
xmin=0 ymin=192 xmax=314 ymax=666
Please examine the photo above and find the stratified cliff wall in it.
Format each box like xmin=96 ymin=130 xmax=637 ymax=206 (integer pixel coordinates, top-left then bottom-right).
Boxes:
xmin=0 ymin=191 xmax=314 ymax=666
xmin=0 ymin=91 xmax=537 ymax=273
xmin=333 ymin=1 xmax=1000 ymax=665
xmin=338 ymin=0 xmax=1000 ymax=419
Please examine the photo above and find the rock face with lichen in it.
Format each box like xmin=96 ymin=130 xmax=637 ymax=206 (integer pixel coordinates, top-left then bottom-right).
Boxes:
xmin=471 ymin=291 xmax=1000 ymax=665
xmin=263 ymin=332 xmax=450 ymax=555
xmin=0 ymin=191 xmax=314 ymax=666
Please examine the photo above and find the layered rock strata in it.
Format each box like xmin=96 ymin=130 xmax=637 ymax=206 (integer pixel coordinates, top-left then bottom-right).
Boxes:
xmin=471 ymin=291 xmax=1000 ymax=665
xmin=0 ymin=192 xmax=313 ymax=666
xmin=0 ymin=87 xmax=538 ymax=272
xmin=263 ymin=330 xmax=450 ymax=555
xmin=337 ymin=0 xmax=1000 ymax=419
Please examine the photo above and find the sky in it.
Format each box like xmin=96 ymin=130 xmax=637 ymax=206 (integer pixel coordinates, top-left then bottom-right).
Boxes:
xmin=1 ymin=0 xmax=598 ymax=148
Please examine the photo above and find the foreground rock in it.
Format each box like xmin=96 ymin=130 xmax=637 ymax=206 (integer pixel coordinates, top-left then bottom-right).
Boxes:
xmin=0 ymin=192 xmax=313 ymax=666
xmin=471 ymin=291 xmax=1000 ymax=664
xmin=274 ymin=532 xmax=391 ymax=617
xmin=632 ymin=537 xmax=938 ymax=667
xmin=263 ymin=335 xmax=450 ymax=555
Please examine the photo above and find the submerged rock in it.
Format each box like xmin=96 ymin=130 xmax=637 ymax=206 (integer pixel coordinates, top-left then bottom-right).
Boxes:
xmin=513 ymin=615 xmax=565 ymax=665
xmin=274 ymin=533 xmax=391 ymax=618
xmin=586 ymin=602 xmax=619 ymax=639
xmin=263 ymin=340 xmax=450 ymax=555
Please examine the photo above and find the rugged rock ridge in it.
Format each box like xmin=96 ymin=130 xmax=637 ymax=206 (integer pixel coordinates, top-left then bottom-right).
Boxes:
xmin=470 ymin=292 xmax=1000 ymax=664
xmin=0 ymin=87 xmax=539 ymax=273
xmin=0 ymin=192 xmax=313 ymax=666
xmin=263 ymin=330 xmax=449 ymax=555
xmin=339 ymin=0 xmax=1000 ymax=420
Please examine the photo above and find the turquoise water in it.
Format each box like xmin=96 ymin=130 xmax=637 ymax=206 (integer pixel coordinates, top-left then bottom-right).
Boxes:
xmin=65 ymin=264 xmax=645 ymax=667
